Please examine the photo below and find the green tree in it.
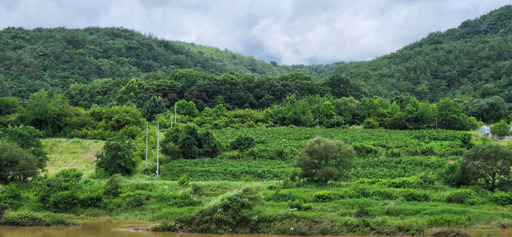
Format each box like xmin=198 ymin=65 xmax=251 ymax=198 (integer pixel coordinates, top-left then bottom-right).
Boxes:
xmin=490 ymin=119 xmax=511 ymax=137
xmin=0 ymin=142 xmax=40 ymax=184
xmin=96 ymin=136 xmax=137 ymax=176
xmin=162 ymin=123 xmax=221 ymax=159
xmin=460 ymin=143 xmax=512 ymax=191
xmin=296 ymin=136 xmax=355 ymax=183
xmin=436 ymin=98 xmax=477 ymax=131
xmin=18 ymin=90 xmax=74 ymax=137
xmin=3 ymin=125 xmax=48 ymax=169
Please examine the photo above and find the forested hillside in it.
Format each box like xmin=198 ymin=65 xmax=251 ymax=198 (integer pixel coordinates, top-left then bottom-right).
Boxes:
xmin=0 ymin=27 xmax=338 ymax=99
xmin=335 ymin=5 xmax=512 ymax=102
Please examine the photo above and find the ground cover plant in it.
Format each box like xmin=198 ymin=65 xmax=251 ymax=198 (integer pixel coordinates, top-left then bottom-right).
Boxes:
xmin=2 ymin=128 xmax=512 ymax=236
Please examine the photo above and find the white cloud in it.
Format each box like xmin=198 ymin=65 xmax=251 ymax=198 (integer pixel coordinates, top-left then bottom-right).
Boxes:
xmin=0 ymin=0 xmax=509 ymax=65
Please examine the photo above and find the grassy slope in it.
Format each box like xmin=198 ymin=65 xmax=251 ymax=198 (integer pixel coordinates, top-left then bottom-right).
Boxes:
xmin=31 ymin=130 xmax=512 ymax=235
xmin=42 ymin=138 xmax=104 ymax=177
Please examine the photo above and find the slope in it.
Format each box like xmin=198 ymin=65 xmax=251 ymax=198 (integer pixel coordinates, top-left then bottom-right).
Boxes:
xmin=334 ymin=5 xmax=512 ymax=102
xmin=0 ymin=27 xmax=337 ymax=99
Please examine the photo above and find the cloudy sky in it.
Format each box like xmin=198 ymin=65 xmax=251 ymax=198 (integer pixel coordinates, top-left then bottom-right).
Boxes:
xmin=0 ymin=0 xmax=509 ymax=65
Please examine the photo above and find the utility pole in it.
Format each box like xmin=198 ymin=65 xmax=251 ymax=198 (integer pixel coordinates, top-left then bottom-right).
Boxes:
xmin=145 ymin=122 xmax=148 ymax=176
xmin=156 ymin=122 xmax=160 ymax=179
xmin=174 ymin=102 xmax=177 ymax=124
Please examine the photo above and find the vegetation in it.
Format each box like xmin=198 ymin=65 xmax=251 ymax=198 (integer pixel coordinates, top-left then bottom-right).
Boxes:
xmin=297 ymin=137 xmax=355 ymax=183
xmin=460 ymin=143 xmax=512 ymax=191
xmin=3 ymin=4 xmax=512 ymax=236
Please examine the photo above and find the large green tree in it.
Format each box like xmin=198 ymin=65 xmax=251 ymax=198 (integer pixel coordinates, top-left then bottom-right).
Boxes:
xmin=296 ymin=136 xmax=355 ymax=183
xmin=460 ymin=143 xmax=512 ymax=191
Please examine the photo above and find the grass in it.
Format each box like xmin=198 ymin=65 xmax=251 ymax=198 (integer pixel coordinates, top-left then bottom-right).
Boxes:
xmin=42 ymin=138 xmax=104 ymax=177
xmin=15 ymin=130 xmax=509 ymax=235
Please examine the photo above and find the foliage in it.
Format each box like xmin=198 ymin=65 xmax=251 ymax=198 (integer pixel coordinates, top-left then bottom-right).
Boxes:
xmin=162 ymin=124 xmax=221 ymax=159
xmin=297 ymin=137 xmax=355 ymax=183
xmin=490 ymin=119 xmax=511 ymax=137
xmin=460 ymin=143 xmax=512 ymax=191
xmin=490 ymin=191 xmax=512 ymax=205
xmin=229 ymin=135 xmax=255 ymax=151
xmin=174 ymin=185 xmax=263 ymax=234
xmin=103 ymin=174 xmax=123 ymax=197
xmin=96 ymin=136 xmax=137 ymax=176
xmin=17 ymin=90 xmax=75 ymax=137
xmin=0 ymin=210 xmax=74 ymax=226
xmin=0 ymin=141 xmax=41 ymax=184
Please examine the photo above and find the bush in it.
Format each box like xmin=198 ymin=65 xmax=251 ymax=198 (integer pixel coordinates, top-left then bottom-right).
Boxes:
xmin=297 ymin=136 xmax=355 ymax=183
xmin=121 ymin=191 xmax=149 ymax=208
xmin=96 ymin=136 xmax=136 ymax=176
xmin=446 ymin=189 xmax=477 ymax=204
xmin=230 ymin=136 xmax=256 ymax=151
xmin=173 ymin=186 xmax=262 ymax=234
xmin=353 ymin=144 xmax=378 ymax=157
xmin=288 ymin=199 xmax=312 ymax=211
xmin=400 ymin=189 xmax=430 ymax=202
xmin=103 ymin=174 xmax=123 ymax=197
xmin=0 ymin=210 xmax=74 ymax=226
xmin=0 ymin=203 xmax=9 ymax=218
xmin=177 ymin=175 xmax=189 ymax=187
xmin=48 ymin=191 xmax=80 ymax=212
xmin=490 ymin=119 xmax=511 ymax=137
xmin=0 ymin=183 xmax=22 ymax=209
xmin=490 ymin=191 xmax=512 ymax=205
xmin=313 ymin=190 xmax=337 ymax=202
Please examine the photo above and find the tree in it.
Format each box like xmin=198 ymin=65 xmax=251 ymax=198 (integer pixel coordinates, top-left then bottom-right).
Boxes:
xmin=460 ymin=143 xmax=512 ymax=191
xmin=18 ymin=90 xmax=74 ymax=137
xmin=490 ymin=119 xmax=511 ymax=137
xmin=96 ymin=136 xmax=137 ymax=176
xmin=3 ymin=125 xmax=48 ymax=169
xmin=296 ymin=137 xmax=355 ymax=183
xmin=162 ymin=123 xmax=222 ymax=159
xmin=0 ymin=142 xmax=40 ymax=184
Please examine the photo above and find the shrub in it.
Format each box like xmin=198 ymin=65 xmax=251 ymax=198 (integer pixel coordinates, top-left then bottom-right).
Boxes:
xmin=0 ymin=203 xmax=9 ymax=218
xmin=400 ymin=189 xmax=430 ymax=202
xmin=288 ymin=199 xmax=312 ymax=211
xmin=47 ymin=191 xmax=80 ymax=212
xmin=297 ymin=137 xmax=355 ymax=183
xmin=121 ymin=191 xmax=149 ymax=208
xmin=103 ymin=174 xmax=123 ymax=197
xmin=313 ymin=190 xmax=336 ymax=202
xmin=177 ymin=175 xmax=189 ymax=187
xmin=353 ymin=144 xmax=378 ymax=157
xmin=0 ymin=210 xmax=74 ymax=226
xmin=230 ymin=136 xmax=255 ymax=151
xmin=96 ymin=136 xmax=136 ymax=176
xmin=0 ymin=183 xmax=22 ymax=209
xmin=446 ymin=189 xmax=477 ymax=204
xmin=173 ymin=186 xmax=262 ymax=234
xmin=490 ymin=119 xmax=511 ymax=137
xmin=490 ymin=191 xmax=512 ymax=206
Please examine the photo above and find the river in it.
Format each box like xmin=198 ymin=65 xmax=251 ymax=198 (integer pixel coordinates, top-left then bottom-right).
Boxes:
xmin=0 ymin=219 xmax=511 ymax=237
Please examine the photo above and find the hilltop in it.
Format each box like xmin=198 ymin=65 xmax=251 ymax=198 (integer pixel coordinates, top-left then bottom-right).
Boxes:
xmin=0 ymin=27 xmax=337 ymax=99
xmin=334 ymin=5 xmax=512 ymax=102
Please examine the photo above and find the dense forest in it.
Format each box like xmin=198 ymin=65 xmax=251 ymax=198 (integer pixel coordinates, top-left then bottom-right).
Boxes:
xmin=0 ymin=26 xmax=338 ymax=100
xmin=335 ymin=5 xmax=512 ymax=102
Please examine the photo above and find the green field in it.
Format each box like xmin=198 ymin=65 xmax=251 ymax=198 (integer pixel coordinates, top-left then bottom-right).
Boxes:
xmin=2 ymin=128 xmax=512 ymax=236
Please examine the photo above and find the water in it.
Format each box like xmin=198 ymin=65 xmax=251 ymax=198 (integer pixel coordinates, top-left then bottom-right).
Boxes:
xmin=1 ymin=220 xmax=512 ymax=237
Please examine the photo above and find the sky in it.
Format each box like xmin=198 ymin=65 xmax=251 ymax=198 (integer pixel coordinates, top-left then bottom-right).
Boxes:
xmin=0 ymin=0 xmax=510 ymax=65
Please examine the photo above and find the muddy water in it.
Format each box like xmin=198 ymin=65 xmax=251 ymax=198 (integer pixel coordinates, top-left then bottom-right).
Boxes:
xmin=1 ymin=220 xmax=511 ymax=237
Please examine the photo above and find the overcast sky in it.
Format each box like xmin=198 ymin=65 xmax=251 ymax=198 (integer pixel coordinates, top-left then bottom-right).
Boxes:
xmin=0 ymin=0 xmax=509 ymax=65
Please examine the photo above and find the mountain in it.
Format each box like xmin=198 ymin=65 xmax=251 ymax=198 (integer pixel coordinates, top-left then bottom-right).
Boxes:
xmin=0 ymin=27 xmax=337 ymax=99
xmin=334 ymin=5 xmax=512 ymax=102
